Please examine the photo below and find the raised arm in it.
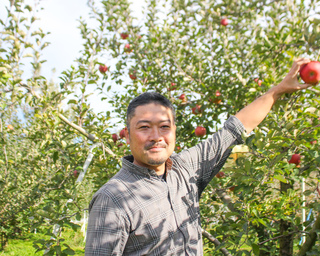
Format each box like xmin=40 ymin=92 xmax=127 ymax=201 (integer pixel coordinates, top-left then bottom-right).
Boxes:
xmin=235 ymin=58 xmax=313 ymax=134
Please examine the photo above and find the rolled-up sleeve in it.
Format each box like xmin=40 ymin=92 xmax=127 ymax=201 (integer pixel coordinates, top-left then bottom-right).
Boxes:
xmin=85 ymin=193 xmax=129 ymax=256
xmin=174 ymin=115 xmax=245 ymax=194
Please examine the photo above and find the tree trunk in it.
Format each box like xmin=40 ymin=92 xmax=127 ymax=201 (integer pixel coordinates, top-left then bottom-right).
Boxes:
xmin=297 ymin=212 xmax=320 ymax=256
xmin=253 ymin=223 xmax=273 ymax=256
xmin=279 ymin=181 xmax=294 ymax=256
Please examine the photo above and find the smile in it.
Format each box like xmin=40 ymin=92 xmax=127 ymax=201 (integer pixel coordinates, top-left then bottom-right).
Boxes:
xmin=148 ymin=147 xmax=165 ymax=152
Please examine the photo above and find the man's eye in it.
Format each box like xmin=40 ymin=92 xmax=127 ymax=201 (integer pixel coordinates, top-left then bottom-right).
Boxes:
xmin=139 ymin=126 xmax=149 ymax=129
xmin=161 ymin=125 xmax=170 ymax=129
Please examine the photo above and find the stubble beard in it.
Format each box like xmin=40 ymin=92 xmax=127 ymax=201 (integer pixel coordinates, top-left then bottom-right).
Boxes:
xmin=147 ymin=157 xmax=167 ymax=166
xmin=145 ymin=142 xmax=169 ymax=166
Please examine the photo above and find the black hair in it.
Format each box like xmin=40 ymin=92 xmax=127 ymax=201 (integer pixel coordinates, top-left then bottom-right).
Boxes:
xmin=126 ymin=92 xmax=176 ymax=131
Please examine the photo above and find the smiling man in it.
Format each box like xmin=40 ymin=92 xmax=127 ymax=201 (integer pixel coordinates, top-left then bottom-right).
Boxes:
xmin=126 ymin=102 xmax=176 ymax=175
xmin=85 ymin=58 xmax=313 ymax=256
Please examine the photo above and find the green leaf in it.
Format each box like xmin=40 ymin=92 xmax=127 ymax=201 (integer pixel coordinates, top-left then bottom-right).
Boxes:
xmin=252 ymin=243 xmax=260 ymax=255
xmin=67 ymin=99 xmax=77 ymax=104
xmin=274 ymin=175 xmax=287 ymax=183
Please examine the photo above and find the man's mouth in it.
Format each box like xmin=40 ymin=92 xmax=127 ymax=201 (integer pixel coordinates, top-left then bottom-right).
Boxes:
xmin=145 ymin=142 xmax=167 ymax=151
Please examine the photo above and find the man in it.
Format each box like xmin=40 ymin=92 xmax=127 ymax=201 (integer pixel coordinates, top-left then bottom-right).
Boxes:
xmin=85 ymin=58 xmax=312 ymax=255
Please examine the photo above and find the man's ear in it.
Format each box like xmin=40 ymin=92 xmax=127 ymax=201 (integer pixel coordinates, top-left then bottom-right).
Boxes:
xmin=124 ymin=127 xmax=130 ymax=144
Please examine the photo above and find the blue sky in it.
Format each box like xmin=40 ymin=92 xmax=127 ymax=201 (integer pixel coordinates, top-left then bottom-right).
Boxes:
xmin=38 ymin=0 xmax=92 ymax=79
xmin=0 ymin=0 xmax=145 ymax=124
xmin=36 ymin=0 xmax=146 ymax=115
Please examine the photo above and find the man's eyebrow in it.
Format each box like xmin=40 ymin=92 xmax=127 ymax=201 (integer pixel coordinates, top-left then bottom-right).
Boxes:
xmin=136 ymin=119 xmax=172 ymax=124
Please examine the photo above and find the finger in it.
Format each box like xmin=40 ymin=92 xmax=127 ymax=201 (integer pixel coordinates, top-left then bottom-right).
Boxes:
xmin=289 ymin=58 xmax=311 ymax=77
xmin=295 ymin=57 xmax=311 ymax=65
xmin=298 ymin=82 xmax=314 ymax=90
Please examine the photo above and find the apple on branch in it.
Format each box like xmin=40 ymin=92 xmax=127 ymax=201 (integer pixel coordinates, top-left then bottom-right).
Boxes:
xmin=112 ymin=133 xmax=118 ymax=143
xmin=229 ymin=185 xmax=236 ymax=192
xmin=192 ymin=104 xmax=202 ymax=115
xmin=119 ymin=128 xmax=126 ymax=139
xmin=210 ymin=91 xmax=222 ymax=104
xmin=179 ymin=94 xmax=187 ymax=103
xmin=169 ymin=82 xmax=177 ymax=91
xmin=120 ymin=32 xmax=129 ymax=39
xmin=216 ymin=171 xmax=225 ymax=178
xmin=299 ymin=61 xmax=320 ymax=84
xmin=310 ymin=140 xmax=317 ymax=145
xmin=254 ymin=78 xmax=262 ymax=86
xmin=129 ymin=71 xmax=137 ymax=80
xmin=99 ymin=64 xmax=108 ymax=74
xmin=288 ymin=153 xmax=301 ymax=166
xmin=195 ymin=126 xmax=206 ymax=137
xmin=220 ymin=18 xmax=228 ymax=26
xmin=73 ymin=170 xmax=79 ymax=178
xmin=124 ymin=43 xmax=133 ymax=53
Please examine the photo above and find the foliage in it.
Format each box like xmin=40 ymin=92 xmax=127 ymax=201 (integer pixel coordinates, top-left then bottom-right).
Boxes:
xmin=0 ymin=228 xmax=85 ymax=255
xmin=1 ymin=0 xmax=320 ymax=255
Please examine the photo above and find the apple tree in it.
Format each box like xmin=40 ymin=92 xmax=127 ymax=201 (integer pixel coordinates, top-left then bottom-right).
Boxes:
xmin=0 ymin=0 xmax=122 ymax=254
xmin=1 ymin=0 xmax=320 ymax=255
xmin=91 ymin=0 xmax=320 ymax=255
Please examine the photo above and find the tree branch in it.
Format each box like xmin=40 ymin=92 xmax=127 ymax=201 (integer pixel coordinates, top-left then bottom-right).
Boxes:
xmin=202 ymin=229 xmax=233 ymax=256
xmin=297 ymin=212 xmax=320 ymax=256
xmin=18 ymin=82 xmax=115 ymax=157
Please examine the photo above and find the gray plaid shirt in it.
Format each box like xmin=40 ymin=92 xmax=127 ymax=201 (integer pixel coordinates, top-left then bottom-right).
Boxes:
xmin=85 ymin=116 xmax=245 ymax=255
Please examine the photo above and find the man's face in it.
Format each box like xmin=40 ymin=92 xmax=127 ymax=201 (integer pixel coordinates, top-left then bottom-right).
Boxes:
xmin=125 ymin=103 xmax=176 ymax=174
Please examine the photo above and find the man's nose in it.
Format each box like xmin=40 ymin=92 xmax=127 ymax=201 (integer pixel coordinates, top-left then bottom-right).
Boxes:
xmin=150 ymin=127 xmax=162 ymax=141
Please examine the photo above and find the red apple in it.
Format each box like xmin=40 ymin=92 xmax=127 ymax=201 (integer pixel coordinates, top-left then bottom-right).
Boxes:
xmin=179 ymin=94 xmax=187 ymax=102
xmin=254 ymin=78 xmax=262 ymax=86
xmin=299 ymin=61 xmax=320 ymax=84
xmin=112 ymin=133 xmax=118 ymax=143
xmin=7 ymin=124 xmax=14 ymax=130
xmin=229 ymin=185 xmax=235 ymax=192
xmin=117 ymin=142 xmax=124 ymax=148
xmin=129 ymin=71 xmax=137 ymax=80
xmin=120 ymin=33 xmax=129 ymax=39
xmin=73 ymin=170 xmax=79 ymax=178
xmin=99 ymin=64 xmax=108 ymax=74
xmin=288 ymin=153 xmax=301 ymax=166
xmin=124 ymin=43 xmax=133 ymax=53
xmin=220 ymin=18 xmax=228 ymax=26
xmin=130 ymin=74 xmax=136 ymax=80
xmin=169 ymin=82 xmax=177 ymax=91
xmin=195 ymin=126 xmax=206 ymax=137
xmin=215 ymin=90 xmax=221 ymax=97
xmin=119 ymin=128 xmax=126 ymax=139
xmin=216 ymin=171 xmax=225 ymax=178
xmin=192 ymin=104 xmax=202 ymax=115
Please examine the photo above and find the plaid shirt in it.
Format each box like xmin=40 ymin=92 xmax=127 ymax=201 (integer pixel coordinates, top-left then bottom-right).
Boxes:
xmin=85 ymin=116 xmax=245 ymax=255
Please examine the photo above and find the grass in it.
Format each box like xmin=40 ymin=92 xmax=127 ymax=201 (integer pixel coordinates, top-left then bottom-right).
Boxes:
xmin=0 ymin=228 xmax=85 ymax=256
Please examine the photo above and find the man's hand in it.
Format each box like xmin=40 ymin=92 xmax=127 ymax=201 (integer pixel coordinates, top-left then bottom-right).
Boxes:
xmin=271 ymin=57 xmax=313 ymax=97
xmin=235 ymin=58 xmax=314 ymax=134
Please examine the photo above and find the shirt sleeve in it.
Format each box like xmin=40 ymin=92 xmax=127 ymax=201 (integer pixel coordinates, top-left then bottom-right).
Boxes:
xmin=174 ymin=115 xmax=245 ymax=195
xmin=85 ymin=192 xmax=129 ymax=256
